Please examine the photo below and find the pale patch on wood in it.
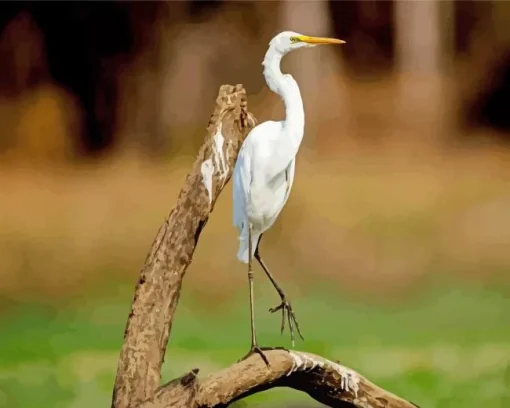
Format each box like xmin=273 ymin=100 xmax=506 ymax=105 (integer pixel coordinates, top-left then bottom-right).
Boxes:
xmin=201 ymin=159 xmax=214 ymax=204
xmin=287 ymin=351 xmax=360 ymax=398
xmin=211 ymin=123 xmax=229 ymax=184
xmin=201 ymin=123 xmax=230 ymax=205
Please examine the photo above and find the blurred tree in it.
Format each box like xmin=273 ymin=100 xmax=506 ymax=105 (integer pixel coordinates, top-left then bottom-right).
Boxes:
xmin=31 ymin=2 xmax=134 ymax=156
xmin=2 ymin=0 xmax=509 ymax=162
xmin=0 ymin=12 xmax=47 ymax=96
xmin=393 ymin=0 xmax=454 ymax=148
xmin=279 ymin=0 xmax=350 ymax=155
xmin=455 ymin=1 xmax=510 ymax=140
xmin=467 ymin=52 xmax=510 ymax=135
xmin=115 ymin=2 xmax=186 ymax=157
xmin=329 ymin=0 xmax=394 ymax=76
xmin=394 ymin=0 xmax=453 ymax=75
xmin=140 ymin=1 xmax=282 ymax=155
xmin=0 ymin=2 xmax=134 ymax=159
xmin=0 ymin=10 xmax=76 ymax=163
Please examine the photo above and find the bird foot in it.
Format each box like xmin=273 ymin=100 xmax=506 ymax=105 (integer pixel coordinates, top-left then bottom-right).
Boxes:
xmin=269 ymin=298 xmax=304 ymax=347
xmin=238 ymin=345 xmax=284 ymax=367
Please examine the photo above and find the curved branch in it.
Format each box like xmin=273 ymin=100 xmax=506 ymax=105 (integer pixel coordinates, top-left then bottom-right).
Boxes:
xmin=143 ymin=349 xmax=418 ymax=408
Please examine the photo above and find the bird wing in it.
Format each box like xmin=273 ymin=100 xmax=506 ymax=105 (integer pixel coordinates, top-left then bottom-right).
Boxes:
xmin=232 ymin=143 xmax=251 ymax=233
xmin=232 ymin=121 xmax=281 ymax=232
xmin=282 ymin=158 xmax=296 ymax=207
xmin=233 ymin=120 xmax=298 ymax=234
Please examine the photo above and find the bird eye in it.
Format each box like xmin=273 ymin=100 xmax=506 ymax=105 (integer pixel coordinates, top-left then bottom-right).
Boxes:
xmin=290 ymin=37 xmax=299 ymax=43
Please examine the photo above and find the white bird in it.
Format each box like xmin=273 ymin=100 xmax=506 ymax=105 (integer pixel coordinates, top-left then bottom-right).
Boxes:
xmin=232 ymin=31 xmax=345 ymax=362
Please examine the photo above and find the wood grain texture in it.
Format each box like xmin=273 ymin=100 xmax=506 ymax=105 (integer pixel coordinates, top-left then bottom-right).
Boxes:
xmin=111 ymin=84 xmax=256 ymax=408
xmin=142 ymin=349 xmax=418 ymax=408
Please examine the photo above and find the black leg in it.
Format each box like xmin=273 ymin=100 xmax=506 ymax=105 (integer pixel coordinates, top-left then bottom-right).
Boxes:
xmin=254 ymin=235 xmax=304 ymax=347
xmin=248 ymin=224 xmax=257 ymax=348
xmin=238 ymin=224 xmax=270 ymax=366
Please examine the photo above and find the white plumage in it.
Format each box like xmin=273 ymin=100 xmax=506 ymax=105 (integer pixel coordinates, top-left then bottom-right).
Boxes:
xmin=231 ymin=31 xmax=345 ymax=359
xmin=233 ymin=31 xmax=310 ymax=263
xmin=233 ymin=121 xmax=296 ymax=263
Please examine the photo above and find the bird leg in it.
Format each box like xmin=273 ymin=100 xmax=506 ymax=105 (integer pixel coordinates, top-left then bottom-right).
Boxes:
xmin=238 ymin=224 xmax=270 ymax=366
xmin=254 ymin=241 xmax=304 ymax=347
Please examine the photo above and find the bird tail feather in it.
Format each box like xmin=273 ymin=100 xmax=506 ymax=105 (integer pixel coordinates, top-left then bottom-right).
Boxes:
xmin=237 ymin=233 xmax=260 ymax=264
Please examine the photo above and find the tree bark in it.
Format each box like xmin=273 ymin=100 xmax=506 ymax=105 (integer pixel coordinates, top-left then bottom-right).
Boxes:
xmin=140 ymin=350 xmax=418 ymax=408
xmin=111 ymin=84 xmax=255 ymax=408
xmin=393 ymin=0 xmax=454 ymax=148
xmin=112 ymin=84 xmax=418 ymax=408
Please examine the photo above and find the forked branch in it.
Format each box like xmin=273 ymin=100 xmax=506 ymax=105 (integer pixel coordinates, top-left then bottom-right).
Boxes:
xmin=111 ymin=84 xmax=419 ymax=408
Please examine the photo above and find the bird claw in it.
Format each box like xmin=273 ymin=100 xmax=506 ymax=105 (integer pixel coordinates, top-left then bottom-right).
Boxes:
xmin=269 ymin=298 xmax=304 ymax=347
xmin=238 ymin=345 xmax=284 ymax=367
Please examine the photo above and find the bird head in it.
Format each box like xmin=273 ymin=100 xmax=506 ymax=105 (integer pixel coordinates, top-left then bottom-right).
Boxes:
xmin=269 ymin=31 xmax=345 ymax=55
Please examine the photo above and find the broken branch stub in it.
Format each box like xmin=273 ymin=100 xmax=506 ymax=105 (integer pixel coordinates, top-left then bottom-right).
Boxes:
xmin=111 ymin=84 xmax=255 ymax=408
xmin=138 ymin=369 xmax=200 ymax=408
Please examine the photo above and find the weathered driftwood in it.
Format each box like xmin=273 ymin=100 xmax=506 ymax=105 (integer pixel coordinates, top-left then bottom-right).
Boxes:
xmin=111 ymin=84 xmax=418 ymax=408
xmin=112 ymin=84 xmax=255 ymax=408
xmin=141 ymin=350 xmax=418 ymax=408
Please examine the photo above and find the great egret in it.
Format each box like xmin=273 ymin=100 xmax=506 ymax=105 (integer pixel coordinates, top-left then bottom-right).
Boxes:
xmin=232 ymin=31 xmax=345 ymax=362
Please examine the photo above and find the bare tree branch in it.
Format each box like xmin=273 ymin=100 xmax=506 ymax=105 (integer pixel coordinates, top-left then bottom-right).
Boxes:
xmin=112 ymin=84 xmax=418 ymax=408
xmin=112 ymin=84 xmax=256 ymax=408
xmin=140 ymin=349 xmax=418 ymax=408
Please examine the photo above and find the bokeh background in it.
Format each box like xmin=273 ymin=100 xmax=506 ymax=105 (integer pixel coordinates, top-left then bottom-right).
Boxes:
xmin=1 ymin=1 xmax=509 ymax=407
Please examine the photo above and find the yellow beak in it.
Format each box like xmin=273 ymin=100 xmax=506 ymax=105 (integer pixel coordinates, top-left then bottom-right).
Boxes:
xmin=298 ymin=35 xmax=345 ymax=45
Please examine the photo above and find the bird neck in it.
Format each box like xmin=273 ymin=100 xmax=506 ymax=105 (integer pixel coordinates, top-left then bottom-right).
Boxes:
xmin=262 ymin=47 xmax=305 ymax=150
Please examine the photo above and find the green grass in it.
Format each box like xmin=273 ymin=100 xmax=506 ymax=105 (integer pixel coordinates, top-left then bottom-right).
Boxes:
xmin=0 ymin=282 xmax=509 ymax=407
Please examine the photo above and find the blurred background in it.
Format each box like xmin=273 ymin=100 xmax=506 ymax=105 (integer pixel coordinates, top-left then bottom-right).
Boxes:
xmin=0 ymin=1 xmax=509 ymax=407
